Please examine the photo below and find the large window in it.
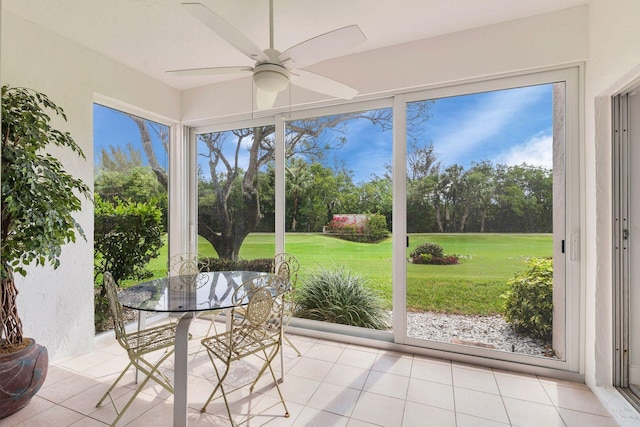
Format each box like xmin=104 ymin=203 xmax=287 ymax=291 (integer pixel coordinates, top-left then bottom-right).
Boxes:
xmin=187 ymin=67 xmax=581 ymax=371
xmin=93 ymin=103 xmax=170 ymax=330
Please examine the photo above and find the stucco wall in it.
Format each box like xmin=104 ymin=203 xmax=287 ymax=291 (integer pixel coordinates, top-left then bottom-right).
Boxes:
xmin=586 ymin=0 xmax=640 ymax=389
xmin=0 ymin=10 xmax=180 ymax=360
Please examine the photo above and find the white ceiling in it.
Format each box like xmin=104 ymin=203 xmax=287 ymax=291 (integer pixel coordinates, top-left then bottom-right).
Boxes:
xmin=4 ymin=0 xmax=588 ymax=91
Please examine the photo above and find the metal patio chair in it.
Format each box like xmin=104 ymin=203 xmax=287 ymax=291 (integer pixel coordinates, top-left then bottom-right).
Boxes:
xmin=96 ymin=272 xmax=176 ymax=427
xmin=199 ymin=274 xmax=290 ymax=425
xmin=272 ymin=253 xmax=302 ymax=381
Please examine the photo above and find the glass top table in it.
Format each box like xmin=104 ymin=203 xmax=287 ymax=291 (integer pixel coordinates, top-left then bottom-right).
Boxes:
xmin=118 ymin=270 xmax=272 ymax=427
xmin=118 ymin=270 xmax=268 ymax=313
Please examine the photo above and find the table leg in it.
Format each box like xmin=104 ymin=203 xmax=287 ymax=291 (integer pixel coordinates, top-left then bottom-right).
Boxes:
xmin=174 ymin=313 xmax=194 ymax=427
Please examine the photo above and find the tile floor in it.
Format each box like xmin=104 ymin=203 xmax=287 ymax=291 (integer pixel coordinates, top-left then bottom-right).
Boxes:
xmin=0 ymin=318 xmax=620 ymax=426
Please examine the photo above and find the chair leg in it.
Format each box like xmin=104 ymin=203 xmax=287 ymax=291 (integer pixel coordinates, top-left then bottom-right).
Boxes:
xmin=97 ymin=350 xmax=174 ymax=427
xmin=284 ymin=334 xmax=302 ymax=356
xmin=96 ymin=361 xmax=134 ymax=408
xmin=200 ymin=353 xmax=232 ymax=415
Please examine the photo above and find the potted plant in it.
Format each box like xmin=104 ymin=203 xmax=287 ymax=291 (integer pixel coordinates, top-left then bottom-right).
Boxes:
xmin=0 ymin=85 xmax=90 ymax=418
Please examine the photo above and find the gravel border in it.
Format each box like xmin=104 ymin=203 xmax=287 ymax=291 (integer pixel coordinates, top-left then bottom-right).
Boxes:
xmin=406 ymin=311 xmax=555 ymax=358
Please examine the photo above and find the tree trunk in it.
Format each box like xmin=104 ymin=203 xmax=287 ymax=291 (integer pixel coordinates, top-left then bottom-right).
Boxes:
xmin=0 ymin=266 xmax=23 ymax=350
xmin=130 ymin=116 xmax=168 ymax=190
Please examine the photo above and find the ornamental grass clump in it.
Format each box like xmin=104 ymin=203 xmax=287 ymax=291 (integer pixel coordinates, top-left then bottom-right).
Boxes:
xmin=295 ymin=267 xmax=390 ymax=330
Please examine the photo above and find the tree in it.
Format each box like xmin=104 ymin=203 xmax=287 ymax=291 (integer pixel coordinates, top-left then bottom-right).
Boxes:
xmin=286 ymin=158 xmax=312 ymax=231
xmin=197 ymin=109 xmax=402 ymax=260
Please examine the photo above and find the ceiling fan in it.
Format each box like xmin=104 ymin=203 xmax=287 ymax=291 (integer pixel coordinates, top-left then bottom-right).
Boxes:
xmin=168 ymin=1 xmax=367 ymax=109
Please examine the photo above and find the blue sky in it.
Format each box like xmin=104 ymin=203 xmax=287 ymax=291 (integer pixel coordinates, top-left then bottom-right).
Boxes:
xmin=93 ymin=104 xmax=168 ymax=170
xmin=95 ymin=82 xmax=554 ymax=183
xmin=324 ymin=83 xmax=553 ymax=183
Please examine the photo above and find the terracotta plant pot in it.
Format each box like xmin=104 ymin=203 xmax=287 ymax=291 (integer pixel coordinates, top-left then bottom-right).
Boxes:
xmin=0 ymin=338 xmax=48 ymax=419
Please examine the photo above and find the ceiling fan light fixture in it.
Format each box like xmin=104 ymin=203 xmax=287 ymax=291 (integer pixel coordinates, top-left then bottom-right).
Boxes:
xmin=253 ymin=63 xmax=289 ymax=93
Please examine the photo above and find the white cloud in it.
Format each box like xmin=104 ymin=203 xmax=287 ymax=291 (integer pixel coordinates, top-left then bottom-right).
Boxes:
xmin=432 ymin=85 xmax=549 ymax=166
xmin=495 ymin=133 xmax=553 ymax=169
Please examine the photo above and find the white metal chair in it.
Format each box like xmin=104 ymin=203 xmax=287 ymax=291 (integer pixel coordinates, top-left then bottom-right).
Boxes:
xmin=199 ymin=274 xmax=290 ymax=425
xmin=272 ymin=253 xmax=302 ymax=382
xmin=96 ymin=272 xmax=176 ymax=427
xmin=165 ymin=253 xmax=214 ymax=336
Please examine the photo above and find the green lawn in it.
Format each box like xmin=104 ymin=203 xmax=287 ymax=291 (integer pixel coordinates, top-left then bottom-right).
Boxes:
xmin=144 ymin=232 xmax=552 ymax=316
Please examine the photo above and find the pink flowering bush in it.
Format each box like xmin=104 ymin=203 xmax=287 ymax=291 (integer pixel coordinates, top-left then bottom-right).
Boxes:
xmin=325 ymin=214 xmax=388 ymax=243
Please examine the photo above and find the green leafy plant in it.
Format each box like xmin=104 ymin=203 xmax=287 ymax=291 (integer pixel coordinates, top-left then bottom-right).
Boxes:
xmin=295 ymin=266 xmax=390 ymax=330
xmin=502 ymin=257 xmax=553 ymax=340
xmin=409 ymin=242 xmax=459 ymax=264
xmin=1 ymin=85 xmax=90 ymax=351
xmin=94 ymin=194 xmax=164 ymax=284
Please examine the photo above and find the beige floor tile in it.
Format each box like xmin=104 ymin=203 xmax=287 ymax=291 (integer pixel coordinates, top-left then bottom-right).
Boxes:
xmin=345 ymin=420 xmax=381 ymax=427
xmin=12 ymin=404 xmax=84 ymax=427
xmin=336 ymin=348 xmax=378 ymax=370
xmin=265 ymin=374 xmax=320 ymax=406
xmin=452 ymin=364 xmax=500 ymax=394
xmin=0 ymin=395 xmax=55 ymax=426
xmin=494 ymin=372 xmax=552 ymax=404
xmin=323 ymin=363 xmax=369 ymax=390
xmin=304 ymin=342 xmax=345 ymax=363
xmin=372 ymin=354 xmax=413 ymax=377
xmin=350 ymin=391 xmax=405 ymax=427
xmin=406 ymin=377 xmax=455 ymax=411
xmin=402 ymin=401 xmax=456 ymax=427
xmin=543 ymin=383 xmax=612 ymax=416
xmin=456 ymin=413 xmax=511 ymax=426
xmin=503 ymin=397 xmax=564 ymax=427
xmin=288 ymin=406 xmax=349 ymax=427
xmin=69 ymin=416 xmax=109 ymax=426
xmin=557 ymin=407 xmax=620 ymax=427
xmin=454 ymin=388 xmax=510 ymax=424
xmin=410 ymin=358 xmax=453 ymax=386
xmin=306 ymin=382 xmax=361 ymax=417
xmin=38 ymin=372 xmax=102 ymax=404
xmin=363 ymin=370 xmax=410 ymax=399
xmin=31 ymin=332 xmax=622 ymax=427
xmin=287 ymin=356 xmax=333 ymax=381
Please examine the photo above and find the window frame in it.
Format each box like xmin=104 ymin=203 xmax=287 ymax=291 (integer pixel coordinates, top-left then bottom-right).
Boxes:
xmin=178 ymin=66 xmax=583 ymax=373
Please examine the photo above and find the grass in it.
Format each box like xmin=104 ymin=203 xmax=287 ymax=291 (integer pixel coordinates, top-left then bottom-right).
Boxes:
xmin=140 ymin=232 xmax=552 ymax=316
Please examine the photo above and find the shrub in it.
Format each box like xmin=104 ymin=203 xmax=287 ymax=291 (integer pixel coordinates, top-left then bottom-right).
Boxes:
xmin=94 ymin=195 xmax=164 ymax=284
xmin=295 ymin=267 xmax=390 ymax=330
xmin=502 ymin=257 xmax=553 ymax=340
xmin=409 ymin=242 xmax=461 ymax=265
xmin=410 ymin=242 xmax=444 ymax=259
xmin=325 ymin=214 xmax=389 ymax=243
xmin=363 ymin=213 xmax=390 ymax=241
xmin=201 ymin=257 xmax=274 ymax=272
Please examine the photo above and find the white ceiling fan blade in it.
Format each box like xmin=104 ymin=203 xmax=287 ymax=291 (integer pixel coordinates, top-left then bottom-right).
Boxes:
xmin=280 ymin=25 xmax=366 ymax=69
xmin=256 ymin=88 xmax=279 ymax=110
xmin=291 ymin=70 xmax=358 ymax=100
xmin=182 ymin=2 xmax=268 ymax=63
xmin=166 ymin=66 xmax=253 ymax=76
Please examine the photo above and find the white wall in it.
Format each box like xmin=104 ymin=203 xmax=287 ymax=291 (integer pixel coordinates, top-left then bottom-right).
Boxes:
xmin=586 ymin=0 xmax=640 ymax=389
xmin=0 ymin=10 xmax=181 ymax=360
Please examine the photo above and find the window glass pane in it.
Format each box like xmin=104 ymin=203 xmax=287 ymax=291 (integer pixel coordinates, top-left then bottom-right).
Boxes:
xmin=197 ymin=126 xmax=276 ymax=263
xmin=405 ymin=83 xmax=564 ymax=358
xmin=93 ymin=104 xmax=169 ymax=329
xmin=286 ymin=108 xmax=394 ymax=332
